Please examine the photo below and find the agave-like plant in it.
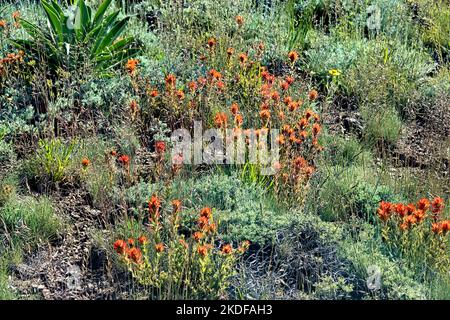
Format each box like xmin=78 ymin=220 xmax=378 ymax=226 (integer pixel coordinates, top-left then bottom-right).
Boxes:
xmin=11 ymin=0 xmax=140 ymax=72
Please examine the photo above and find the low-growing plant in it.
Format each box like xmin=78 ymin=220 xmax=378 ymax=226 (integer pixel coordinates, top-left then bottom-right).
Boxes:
xmin=338 ymin=223 xmax=428 ymax=300
xmin=310 ymin=164 xmax=402 ymax=221
xmin=34 ymin=138 xmax=77 ymax=183
xmin=375 ymin=197 xmax=449 ymax=276
xmin=0 ymin=196 xmax=63 ymax=251
xmin=113 ymin=195 xmax=249 ymax=299
xmin=11 ymin=0 xmax=141 ymax=74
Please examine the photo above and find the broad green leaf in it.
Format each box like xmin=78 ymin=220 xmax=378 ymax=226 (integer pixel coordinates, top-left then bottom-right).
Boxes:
xmin=41 ymin=0 xmax=63 ymax=44
xmin=76 ymin=0 xmax=90 ymax=40
xmin=91 ymin=10 xmax=120 ymax=54
xmin=94 ymin=17 xmax=129 ymax=55
xmin=93 ymin=0 xmax=113 ymax=26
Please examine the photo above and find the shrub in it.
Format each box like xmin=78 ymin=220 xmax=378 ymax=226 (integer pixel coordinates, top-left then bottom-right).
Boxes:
xmin=235 ymin=211 xmax=357 ymax=299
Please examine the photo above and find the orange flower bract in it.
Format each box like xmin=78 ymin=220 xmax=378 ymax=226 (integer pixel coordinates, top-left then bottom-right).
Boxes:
xmin=260 ymin=109 xmax=271 ymax=121
xmin=230 ymin=103 xmax=239 ymax=116
xmin=155 ymin=243 xmax=165 ymax=253
xmin=235 ymin=15 xmax=244 ymax=26
xmin=155 ymin=141 xmax=166 ymax=154
xmin=197 ymin=245 xmax=209 ymax=257
xmin=118 ymin=154 xmax=130 ymax=166
xmin=126 ymin=59 xmax=139 ymax=75
xmin=214 ymin=112 xmax=228 ymax=128
xmin=308 ymin=89 xmax=318 ymax=101
xmin=207 ymin=38 xmax=216 ymax=48
xmin=127 ymin=247 xmax=143 ymax=264
xmin=417 ymin=198 xmax=430 ymax=211
xmin=172 ymin=199 xmax=182 ymax=213
xmin=239 ymin=53 xmax=248 ymax=64
xmin=200 ymin=207 xmax=212 ymax=219
xmin=81 ymin=158 xmax=90 ymax=168
xmin=193 ymin=231 xmax=203 ymax=241
xmin=114 ymin=240 xmax=127 ymax=255
xmin=138 ymin=236 xmax=148 ymax=245
xmin=221 ymin=244 xmax=233 ymax=254
xmin=288 ymin=51 xmax=299 ymax=63
xmin=165 ymin=74 xmax=176 ymax=89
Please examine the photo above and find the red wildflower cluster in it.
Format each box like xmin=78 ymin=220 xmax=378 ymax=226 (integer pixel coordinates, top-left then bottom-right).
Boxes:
xmin=288 ymin=51 xmax=299 ymax=64
xmin=221 ymin=244 xmax=233 ymax=254
xmin=214 ymin=112 xmax=228 ymax=128
xmin=148 ymin=194 xmax=162 ymax=224
xmin=0 ymin=51 xmax=24 ymax=76
xmin=118 ymin=154 xmax=130 ymax=166
xmin=165 ymin=74 xmax=176 ymax=90
xmin=113 ymin=239 xmax=143 ymax=264
xmin=130 ymin=99 xmax=138 ymax=113
xmin=126 ymin=59 xmax=139 ymax=75
xmin=155 ymin=140 xmax=166 ymax=154
xmin=377 ymin=197 xmax=448 ymax=234
xmin=235 ymin=15 xmax=244 ymax=27
xmin=81 ymin=158 xmax=90 ymax=168
xmin=207 ymin=38 xmax=216 ymax=49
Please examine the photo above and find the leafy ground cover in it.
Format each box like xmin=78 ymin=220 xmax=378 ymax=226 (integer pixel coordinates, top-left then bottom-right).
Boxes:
xmin=0 ymin=0 xmax=448 ymax=300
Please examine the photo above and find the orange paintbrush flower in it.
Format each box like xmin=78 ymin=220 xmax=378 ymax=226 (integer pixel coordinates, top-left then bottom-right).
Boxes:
xmin=312 ymin=123 xmax=321 ymax=136
xmin=126 ymin=59 xmax=139 ymax=75
xmin=308 ymin=89 xmax=318 ymax=101
xmin=431 ymin=197 xmax=444 ymax=214
xmin=221 ymin=244 xmax=233 ymax=254
xmin=235 ymin=15 xmax=244 ymax=26
xmin=114 ymin=240 xmax=127 ymax=255
xmin=165 ymin=74 xmax=176 ymax=89
xmin=200 ymin=207 xmax=212 ymax=219
xmin=138 ymin=236 xmax=148 ymax=245
xmin=155 ymin=243 xmax=165 ymax=253
xmin=288 ymin=51 xmax=299 ymax=63
xmin=207 ymin=38 xmax=216 ymax=48
xmin=155 ymin=141 xmax=166 ymax=154
xmin=239 ymin=53 xmax=248 ymax=64
xmin=260 ymin=109 xmax=271 ymax=121
xmin=172 ymin=199 xmax=182 ymax=213
xmin=197 ymin=245 xmax=209 ymax=257
xmin=214 ymin=112 xmax=228 ymax=128
xmin=127 ymin=247 xmax=143 ymax=264
xmin=193 ymin=231 xmax=203 ymax=241
xmin=235 ymin=114 xmax=243 ymax=127
xmin=417 ymin=198 xmax=430 ymax=211
xmin=230 ymin=103 xmax=239 ymax=116
xmin=118 ymin=155 xmax=130 ymax=166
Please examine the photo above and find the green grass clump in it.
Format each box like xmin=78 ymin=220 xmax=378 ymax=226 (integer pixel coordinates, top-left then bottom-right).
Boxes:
xmin=0 ymin=196 xmax=63 ymax=250
xmin=309 ymin=164 xmax=403 ymax=221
